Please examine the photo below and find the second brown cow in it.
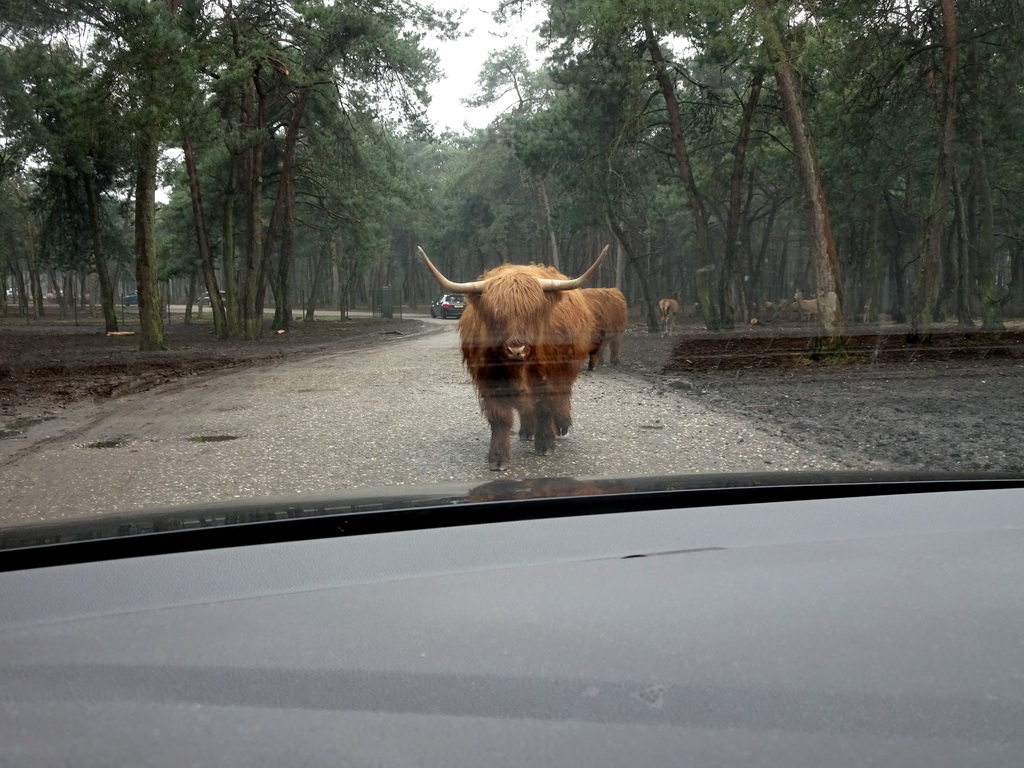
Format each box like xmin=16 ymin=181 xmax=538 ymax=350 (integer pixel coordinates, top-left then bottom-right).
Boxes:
xmin=582 ymin=288 xmax=628 ymax=370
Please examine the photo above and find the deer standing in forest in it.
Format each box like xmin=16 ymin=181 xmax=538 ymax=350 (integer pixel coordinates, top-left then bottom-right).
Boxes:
xmin=658 ymin=298 xmax=680 ymax=335
xmin=793 ymin=290 xmax=818 ymax=323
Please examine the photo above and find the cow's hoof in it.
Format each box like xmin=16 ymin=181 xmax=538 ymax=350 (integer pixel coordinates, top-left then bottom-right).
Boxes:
xmin=535 ymin=437 xmax=555 ymax=456
xmin=519 ymin=430 xmax=534 ymax=442
xmin=489 ymin=457 xmax=507 ymax=471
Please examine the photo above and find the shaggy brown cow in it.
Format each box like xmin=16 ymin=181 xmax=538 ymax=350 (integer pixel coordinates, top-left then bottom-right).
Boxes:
xmin=582 ymin=288 xmax=628 ymax=370
xmin=658 ymin=298 xmax=680 ymax=335
xmin=418 ymin=246 xmax=608 ymax=471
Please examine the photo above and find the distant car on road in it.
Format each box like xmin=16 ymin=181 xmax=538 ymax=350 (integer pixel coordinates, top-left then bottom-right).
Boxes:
xmin=121 ymin=291 xmax=139 ymax=306
xmin=198 ymin=291 xmax=226 ymax=307
xmin=430 ymin=293 xmax=466 ymax=319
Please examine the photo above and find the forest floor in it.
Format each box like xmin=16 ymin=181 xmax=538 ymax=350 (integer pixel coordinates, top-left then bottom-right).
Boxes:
xmin=1 ymin=310 xmax=1023 ymax=473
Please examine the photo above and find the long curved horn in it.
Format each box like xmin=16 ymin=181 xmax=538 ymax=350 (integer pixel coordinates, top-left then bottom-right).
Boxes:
xmin=417 ymin=246 xmax=486 ymax=294
xmin=537 ymin=244 xmax=609 ymax=291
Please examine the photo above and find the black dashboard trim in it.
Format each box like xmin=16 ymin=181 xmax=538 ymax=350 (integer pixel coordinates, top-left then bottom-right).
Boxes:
xmin=1 ymin=473 xmax=1021 ymax=572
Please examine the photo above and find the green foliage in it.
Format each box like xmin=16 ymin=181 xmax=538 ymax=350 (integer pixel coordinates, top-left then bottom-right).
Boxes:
xmin=0 ymin=38 xmax=131 ymax=272
xmin=3 ymin=0 xmax=1024 ymax=329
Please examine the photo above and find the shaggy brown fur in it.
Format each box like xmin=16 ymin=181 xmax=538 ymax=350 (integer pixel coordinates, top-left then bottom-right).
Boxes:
xmin=582 ymin=288 xmax=628 ymax=370
xmin=458 ymin=263 xmax=596 ymax=471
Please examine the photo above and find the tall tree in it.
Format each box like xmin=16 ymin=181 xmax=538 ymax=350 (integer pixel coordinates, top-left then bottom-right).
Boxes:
xmin=471 ymin=46 xmax=564 ymax=268
xmin=909 ymin=0 xmax=959 ymax=339
xmin=753 ymin=0 xmax=844 ymax=342
xmin=0 ymin=40 xmax=127 ymax=329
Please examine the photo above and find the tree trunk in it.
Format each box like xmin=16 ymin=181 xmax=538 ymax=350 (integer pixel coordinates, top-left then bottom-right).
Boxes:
xmin=13 ymin=263 xmax=29 ymax=317
xmin=755 ymin=1 xmax=845 ymax=344
xmin=330 ymin=237 xmax=342 ymax=316
xmin=222 ymin=149 xmax=240 ymax=338
xmin=305 ymin=234 xmax=331 ymax=322
xmin=951 ymin=167 xmax=974 ymax=328
xmin=537 ymin=175 xmax=560 ymax=270
xmin=614 ymin=237 xmax=625 ymax=291
xmin=642 ymin=17 xmax=718 ymax=329
xmin=54 ymin=270 xmax=67 ymax=318
xmin=272 ymin=178 xmax=296 ymax=331
xmin=721 ymin=73 xmax=763 ymax=330
xmin=83 ymin=176 xmax=118 ymax=332
xmin=14 ymin=182 xmax=43 ymax=317
xmin=965 ymin=44 xmax=1003 ymax=331
xmin=1008 ymin=249 xmax=1024 ymax=317
xmin=268 ymin=88 xmax=310 ymax=332
xmin=185 ymin=269 xmax=198 ymax=324
xmin=969 ymin=149 xmax=1002 ymax=330
xmin=240 ymin=70 xmax=267 ymax=341
xmin=134 ymin=118 xmax=166 ymax=351
xmin=606 ymin=209 xmax=659 ymax=333
xmin=865 ymin=198 xmax=882 ymax=323
xmin=911 ymin=0 xmax=958 ymax=341
xmin=183 ymin=135 xmax=228 ymax=338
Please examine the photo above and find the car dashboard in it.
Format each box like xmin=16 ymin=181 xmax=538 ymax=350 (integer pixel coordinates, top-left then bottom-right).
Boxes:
xmin=1 ymin=474 xmax=1023 ymax=767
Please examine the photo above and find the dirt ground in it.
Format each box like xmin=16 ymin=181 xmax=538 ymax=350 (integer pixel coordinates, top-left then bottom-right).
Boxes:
xmin=1 ymin=312 xmax=1023 ymax=474
xmin=626 ymin=321 xmax=1024 ymax=474
xmin=0 ymin=314 xmax=422 ymax=431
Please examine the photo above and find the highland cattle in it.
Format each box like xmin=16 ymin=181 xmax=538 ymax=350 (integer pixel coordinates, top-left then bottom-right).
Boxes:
xmin=418 ymin=245 xmax=608 ymax=470
xmin=582 ymin=287 xmax=628 ymax=370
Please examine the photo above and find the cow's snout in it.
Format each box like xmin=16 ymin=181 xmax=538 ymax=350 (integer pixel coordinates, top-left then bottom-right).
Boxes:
xmin=504 ymin=339 xmax=530 ymax=360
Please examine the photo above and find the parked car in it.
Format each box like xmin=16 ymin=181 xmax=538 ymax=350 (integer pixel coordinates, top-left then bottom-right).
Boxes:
xmin=430 ymin=293 xmax=466 ymax=319
xmin=198 ymin=290 xmax=226 ymax=307
xmin=121 ymin=291 xmax=139 ymax=306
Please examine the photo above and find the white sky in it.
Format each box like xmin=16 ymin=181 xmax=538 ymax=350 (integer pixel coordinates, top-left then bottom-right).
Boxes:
xmin=424 ymin=1 xmax=545 ymax=132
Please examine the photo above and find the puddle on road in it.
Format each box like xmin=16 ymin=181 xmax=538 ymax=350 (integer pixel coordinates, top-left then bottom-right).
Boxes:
xmin=86 ymin=438 xmax=129 ymax=449
xmin=0 ymin=415 xmax=56 ymax=439
xmin=83 ymin=434 xmax=241 ymax=448
xmin=188 ymin=435 xmax=240 ymax=443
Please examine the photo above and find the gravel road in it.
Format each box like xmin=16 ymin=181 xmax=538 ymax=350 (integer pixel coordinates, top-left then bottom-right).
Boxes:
xmin=0 ymin=321 xmax=885 ymax=527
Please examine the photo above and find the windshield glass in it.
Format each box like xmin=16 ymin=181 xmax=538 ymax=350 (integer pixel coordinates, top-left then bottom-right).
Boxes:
xmin=0 ymin=0 xmax=1022 ymax=543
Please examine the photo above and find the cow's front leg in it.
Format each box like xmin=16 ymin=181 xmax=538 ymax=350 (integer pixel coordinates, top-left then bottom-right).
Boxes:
xmin=483 ymin=399 xmax=514 ymax=471
xmin=552 ymin=392 xmax=573 ymax=437
xmin=548 ymin=364 xmax=575 ymax=437
xmin=533 ymin=395 xmax=558 ymax=456
xmin=586 ymin=332 xmax=603 ymax=371
xmin=518 ymin=397 xmax=536 ymax=441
